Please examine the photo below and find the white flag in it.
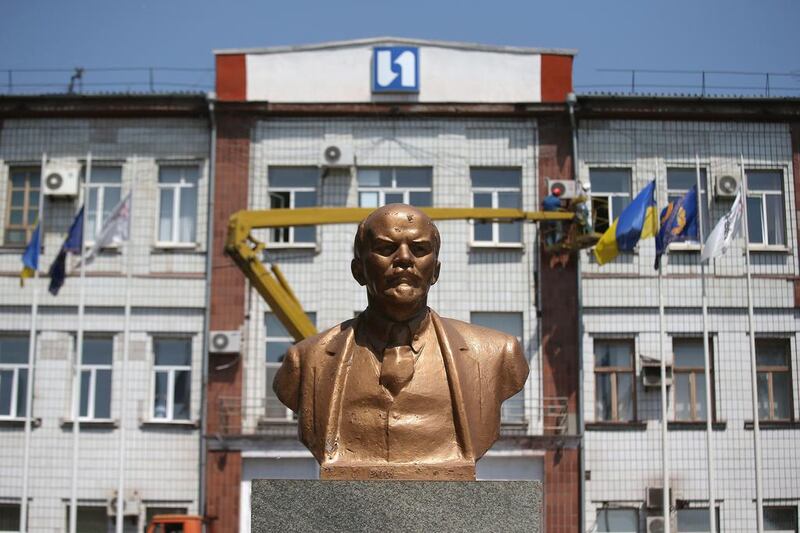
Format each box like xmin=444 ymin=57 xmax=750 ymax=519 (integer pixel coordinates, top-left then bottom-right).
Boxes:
xmin=85 ymin=192 xmax=131 ymax=265
xmin=701 ymin=190 xmax=743 ymax=262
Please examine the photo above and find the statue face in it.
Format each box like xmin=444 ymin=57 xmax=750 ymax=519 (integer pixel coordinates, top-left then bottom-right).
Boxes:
xmin=352 ymin=205 xmax=441 ymax=318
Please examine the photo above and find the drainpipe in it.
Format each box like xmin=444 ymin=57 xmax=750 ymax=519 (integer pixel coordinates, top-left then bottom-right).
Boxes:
xmin=199 ymin=95 xmax=217 ymax=530
xmin=566 ymin=91 xmax=585 ymax=533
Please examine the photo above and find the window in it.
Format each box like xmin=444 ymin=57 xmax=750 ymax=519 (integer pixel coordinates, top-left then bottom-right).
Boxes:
xmin=357 ymin=167 xmax=432 ymax=208
xmin=470 ymin=312 xmax=524 ymax=423
xmin=153 ymin=338 xmax=191 ymax=421
xmin=677 ymin=508 xmax=720 ymax=532
xmin=471 ymin=168 xmax=522 ymax=244
xmin=265 ymin=312 xmax=316 ymax=419
xmin=594 ymin=340 xmax=635 ymax=422
xmin=5 ymin=167 xmax=40 ymax=246
xmin=667 ymin=167 xmax=710 ymax=241
xmin=590 ymin=168 xmax=631 ymax=234
xmin=747 ymin=170 xmax=786 ymax=246
xmin=764 ymin=506 xmax=798 ymax=532
xmin=268 ymin=167 xmax=317 ymax=244
xmin=673 ymin=338 xmax=714 ymax=422
xmin=65 ymin=505 xmax=110 ymax=533
xmin=0 ymin=336 xmax=28 ymax=419
xmin=78 ymin=338 xmax=112 ymax=420
xmin=158 ymin=165 xmax=198 ymax=244
xmin=595 ymin=508 xmax=638 ymax=532
xmin=0 ymin=502 xmax=21 ymax=532
xmin=85 ymin=166 xmax=122 ymax=244
xmin=757 ymin=339 xmax=793 ymax=421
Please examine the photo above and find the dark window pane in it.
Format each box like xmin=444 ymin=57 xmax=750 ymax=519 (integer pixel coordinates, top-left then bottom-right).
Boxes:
xmin=611 ymin=196 xmax=631 ymax=221
xmin=173 ymin=370 xmax=191 ymax=420
xmin=764 ymin=506 xmax=797 ymax=530
xmin=473 ymin=193 xmax=492 ymax=209
xmin=294 ymin=191 xmax=317 ymax=208
xmin=9 ymin=210 xmax=23 ymax=225
xmin=294 ymin=226 xmax=316 ymax=243
xmin=179 ymin=186 xmax=198 ymax=242
xmin=159 ymin=188 xmax=174 ymax=241
xmin=667 ymin=168 xmax=708 ymax=191
xmin=590 ymin=169 xmax=631 ymax=194
xmin=675 ymin=374 xmax=692 ymax=421
xmin=91 ymin=167 xmax=122 ymax=184
xmin=83 ymin=339 xmax=113 ymax=365
xmin=470 ymin=312 xmax=523 ymax=338
xmin=498 ymin=191 xmax=521 ymax=210
xmin=677 ymin=508 xmax=710 ymax=531
xmin=270 ymin=191 xmax=290 ymax=209
xmin=15 ymin=369 xmax=27 ymax=418
xmin=359 ymin=191 xmax=379 ymax=208
xmin=471 ymin=168 xmax=521 ymax=189
xmin=0 ymin=503 xmax=21 ymax=531
xmin=266 ymin=341 xmax=292 ymax=363
xmin=772 ymin=373 xmax=792 ymax=420
xmin=757 ymin=373 xmax=771 ymax=420
xmin=596 ymin=509 xmax=638 ymax=532
xmin=95 ymin=369 xmax=112 ymax=419
xmin=269 ymin=167 xmax=317 ymax=188
xmin=499 ymin=221 xmax=522 ymax=243
xmin=0 ymin=370 xmax=12 ymax=416
xmin=592 ymin=197 xmax=610 ymax=233
xmin=11 ymin=191 xmax=25 ymax=208
xmin=265 ymin=314 xmax=290 ymax=338
xmin=5 ymin=229 xmax=26 ymax=245
xmin=154 ymin=372 xmax=168 ymax=418
xmin=757 ymin=340 xmax=789 ymax=366
xmin=747 ymin=196 xmax=764 ymax=244
xmin=159 ymin=166 xmax=198 ymax=184
xmin=0 ymin=338 xmax=28 ymax=364
xmin=409 ymin=191 xmax=432 ymax=207
xmin=474 ymin=222 xmax=493 ymax=242
xmin=616 ymin=373 xmax=634 ymax=421
xmin=765 ymin=194 xmax=786 ymax=245
xmin=395 ymin=168 xmax=432 ymax=188
xmin=595 ymin=374 xmax=612 ymax=421
xmin=674 ymin=340 xmax=705 ymax=367
xmin=80 ymin=370 xmax=91 ymax=417
xmin=155 ymin=339 xmax=191 ymax=367
xmin=385 ymin=193 xmax=404 ymax=204
xmin=594 ymin=341 xmax=632 ymax=368
xmin=695 ymin=372 xmax=708 ymax=420
xmin=748 ymin=170 xmax=782 ymax=191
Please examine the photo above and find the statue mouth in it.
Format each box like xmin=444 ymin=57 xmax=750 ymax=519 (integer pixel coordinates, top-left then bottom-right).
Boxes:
xmin=387 ymin=273 xmax=420 ymax=287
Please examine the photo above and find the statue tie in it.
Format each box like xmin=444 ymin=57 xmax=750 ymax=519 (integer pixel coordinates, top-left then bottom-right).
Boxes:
xmin=380 ymin=323 xmax=415 ymax=395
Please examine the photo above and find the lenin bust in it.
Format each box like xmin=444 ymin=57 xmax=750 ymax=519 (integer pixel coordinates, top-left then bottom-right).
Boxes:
xmin=273 ymin=204 xmax=529 ymax=480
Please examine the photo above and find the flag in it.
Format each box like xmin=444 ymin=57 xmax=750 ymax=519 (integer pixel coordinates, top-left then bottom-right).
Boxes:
xmin=594 ymin=180 xmax=658 ymax=265
xmin=84 ymin=192 xmax=131 ymax=265
xmin=48 ymin=206 xmax=84 ymax=296
xmin=20 ymin=223 xmax=41 ymax=286
xmin=654 ymin=186 xmax=699 ymax=269
xmin=701 ymin=190 xmax=743 ymax=262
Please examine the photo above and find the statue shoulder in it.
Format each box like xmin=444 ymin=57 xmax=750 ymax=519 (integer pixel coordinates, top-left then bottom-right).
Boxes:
xmin=437 ymin=315 xmax=521 ymax=354
xmin=292 ymin=317 xmax=358 ymax=357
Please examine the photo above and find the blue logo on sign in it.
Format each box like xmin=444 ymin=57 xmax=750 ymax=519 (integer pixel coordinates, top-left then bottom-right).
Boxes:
xmin=372 ymin=47 xmax=419 ymax=93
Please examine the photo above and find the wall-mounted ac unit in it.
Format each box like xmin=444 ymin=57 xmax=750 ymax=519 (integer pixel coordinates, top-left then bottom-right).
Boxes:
xmin=546 ymin=179 xmax=579 ymax=199
xmin=646 ymin=516 xmax=665 ymax=533
xmin=646 ymin=487 xmax=674 ymax=510
xmin=209 ymin=330 xmax=242 ymax=354
xmin=107 ymin=490 xmax=141 ymax=516
xmin=641 ymin=356 xmax=673 ymax=388
xmin=43 ymin=164 xmax=80 ymax=197
xmin=320 ymin=144 xmax=354 ymax=167
xmin=715 ymin=174 xmax=740 ymax=198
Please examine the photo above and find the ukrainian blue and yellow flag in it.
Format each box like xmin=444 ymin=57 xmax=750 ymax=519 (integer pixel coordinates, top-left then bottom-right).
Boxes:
xmin=20 ymin=223 xmax=41 ymax=286
xmin=594 ymin=180 xmax=658 ymax=265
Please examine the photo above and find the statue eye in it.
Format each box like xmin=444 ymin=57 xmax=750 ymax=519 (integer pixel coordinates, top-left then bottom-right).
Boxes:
xmin=410 ymin=242 xmax=432 ymax=256
xmin=373 ymin=242 xmax=397 ymax=256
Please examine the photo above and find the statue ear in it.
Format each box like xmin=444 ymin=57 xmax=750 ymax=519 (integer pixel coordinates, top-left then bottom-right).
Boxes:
xmin=430 ymin=260 xmax=441 ymax=286
xmin=351 ymin=258 xmax=366 ymax=286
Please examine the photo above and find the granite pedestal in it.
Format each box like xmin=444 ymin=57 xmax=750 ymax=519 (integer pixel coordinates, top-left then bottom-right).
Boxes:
xmin=251 ymin=479 xmax=542 ymax=533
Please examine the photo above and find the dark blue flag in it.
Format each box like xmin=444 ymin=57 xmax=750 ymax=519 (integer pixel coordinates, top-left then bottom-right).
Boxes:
xmin=654 ymin=186 xmax=699 ymax=270
xmin=48 ymin=206 xmax=84 ymax=295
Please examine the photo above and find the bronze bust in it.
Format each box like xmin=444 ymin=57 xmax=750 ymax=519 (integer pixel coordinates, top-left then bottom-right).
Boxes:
xmin=273 ymin=204 xmax=529 ymax=480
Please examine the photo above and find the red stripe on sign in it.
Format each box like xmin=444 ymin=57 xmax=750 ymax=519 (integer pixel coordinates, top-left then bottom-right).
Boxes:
xmin=216 ymin=54 xmax=247 ymax=101
xmin=540 ymin=55 xmax=573 ymax=103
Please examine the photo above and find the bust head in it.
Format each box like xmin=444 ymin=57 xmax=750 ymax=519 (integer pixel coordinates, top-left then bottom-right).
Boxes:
xmin=351 ymin=204 xmax=441 ymax=323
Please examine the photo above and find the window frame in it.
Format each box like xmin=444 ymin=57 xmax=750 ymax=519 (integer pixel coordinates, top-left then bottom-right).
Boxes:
xmin=470 ymin=167 xmax=523 ymax=247
xmin=77 ymin=336 xmax=113 ymax=421
xmin=676 ymin=506 xmax=721 ymax=533
xmin=589 ymin=167 xmax=632 ymax=235
xmin=264 ymin=312 xmax=316 ymax=421
xmin=5 ymin=166 xmax=40 ymax=247
xmin=764 ymin=505 xmax=798 ymax=532
xmin=0 ymin=335 xmax=29 ymax=420
xmin=593 ymin=338 xmax=637 ymax=423
xmin=356 ymin=166 xmax=433 ymax=208
xmin=746 ymin=169 xmax=787 ymax=248
xmin=84 ymin=165 xmax=123 ymax=247
xmin=672 ymin=337 xmax=715 ymax=423
xmin=756 ymin=338 xmax=794 ymax=422
xmin=156 ymin=164 xmax=199 ymax=247
xmin=665 ymin=166 xmax=711 ymax=249
xmin=267 ymin=166 xmax=318 ymax=247
xmin=151 ymin=337 xmax=192 ymax=422
xmin=594 ymin=507 xmax=639 ymax=533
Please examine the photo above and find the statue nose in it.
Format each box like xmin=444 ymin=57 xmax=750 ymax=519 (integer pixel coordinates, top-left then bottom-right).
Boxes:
xmin=394 ymin=244 xmax=413 ymax=266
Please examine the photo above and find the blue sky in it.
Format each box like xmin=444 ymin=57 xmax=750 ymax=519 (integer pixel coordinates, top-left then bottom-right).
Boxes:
xmin=2 ymin=0 xmax=798 ymax=95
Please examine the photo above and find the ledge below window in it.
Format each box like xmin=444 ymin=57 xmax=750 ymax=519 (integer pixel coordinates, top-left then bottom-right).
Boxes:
xmin=140 ymin=419 xmax=199 ymax=429
xmin=152 ymin=242 xmax=200 ymax=252
xmin=585 ymin=421 xmax=647 ymax=431
xmin=668 ymin=421 xmax=727 ymax=431
xmin=60 ymin=418 xmax=118 ymax=429
xmin=747 ymin=245 xmax=791 ymax=254
xmin=744 ymin=420 xmax=800 ymax=430
xmin=0 ymin=417 xmax=41 ymax=428
xmin=469 ymin=242 xmax=524 ymax=251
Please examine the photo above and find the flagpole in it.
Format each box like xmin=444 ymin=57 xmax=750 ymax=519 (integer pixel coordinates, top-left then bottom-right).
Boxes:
xmin=696 ymin=154 xmax=717 ymax=533
xmin=740 ymin=154 xmax=764 ymax=532
xmin=656 ymin=170 xmax=671 ymax=533
xmin=20 ymin=153 xmax=47 ymax=531
xmin=115 ymin=194 xmax=133 ymax=533
xmin=69 ymin=152 xmax=91 ymax=533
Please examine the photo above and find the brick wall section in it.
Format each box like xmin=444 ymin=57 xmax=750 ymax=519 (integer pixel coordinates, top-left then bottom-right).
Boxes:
xmin=206 ymin=111 xmax=252 ymax=532
xmin=538 ymin=115 xmax=581 ymax=532
xmin=792 ymin=123 xmax=800 ymax=308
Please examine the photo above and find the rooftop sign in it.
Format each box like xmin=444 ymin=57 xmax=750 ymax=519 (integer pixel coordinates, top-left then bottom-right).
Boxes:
xmin=372 ymin=47 xmax=419 ymax=93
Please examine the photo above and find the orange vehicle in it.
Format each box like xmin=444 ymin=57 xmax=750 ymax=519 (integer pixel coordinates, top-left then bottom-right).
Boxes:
xmin=145 ymin=514 xmax=203 ymax=533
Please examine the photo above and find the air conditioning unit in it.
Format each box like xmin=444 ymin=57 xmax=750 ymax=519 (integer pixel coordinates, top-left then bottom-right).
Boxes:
xmin=43 ymin=164 xmax=80 ymax=197
xmin=715 ymin=174 xmax=740 ymax=198
xmin=646 ymin=487 xmax=674 ymax=510
xmin=107 ymin=490 xmax=141 ymax=516
xmin=546 ymin=179 xmax=579 ymax=199
xmin=646 ymin=516 xmax=665 ymax=533
xmin=320 ymin=144 xmax=354 ymax=167
xmin=209 ymin=330 xmax=242 ymax=354
xmin=641 ymin=356 xmax=673 ymax=388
